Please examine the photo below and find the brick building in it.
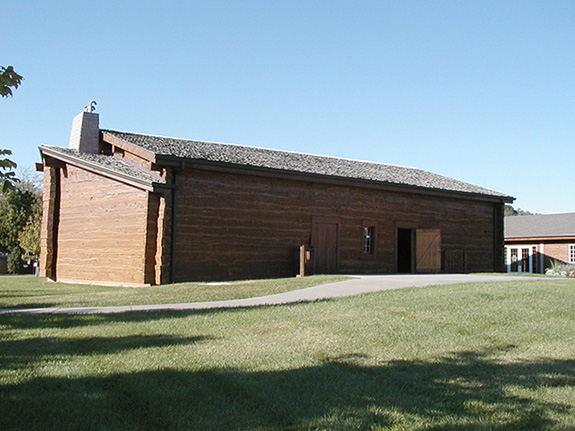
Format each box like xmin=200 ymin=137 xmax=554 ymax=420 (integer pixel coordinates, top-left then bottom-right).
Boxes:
xmin=505 ymin=213 xmax=575 ymax=274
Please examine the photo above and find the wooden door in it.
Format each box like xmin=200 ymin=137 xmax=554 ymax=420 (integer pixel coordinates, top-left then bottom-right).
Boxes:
xmin=312 ymin=222 xmax=338 ymax=274
xmin=416 ymin=229 xmax=441 ymax=273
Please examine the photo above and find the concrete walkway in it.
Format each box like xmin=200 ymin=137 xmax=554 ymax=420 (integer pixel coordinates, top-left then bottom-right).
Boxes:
xmin=0 ymin=274 xmax=540 ymax=315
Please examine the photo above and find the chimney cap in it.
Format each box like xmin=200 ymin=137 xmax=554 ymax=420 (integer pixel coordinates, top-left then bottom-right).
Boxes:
xmin=84 ymin=100 xmax=97 ymax=113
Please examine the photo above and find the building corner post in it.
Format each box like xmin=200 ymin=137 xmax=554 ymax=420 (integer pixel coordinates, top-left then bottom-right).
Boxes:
xmin=39 ymin=166 xmax=60 ymax=280
xmin=494 ymin=202 xmax=505 ymax=272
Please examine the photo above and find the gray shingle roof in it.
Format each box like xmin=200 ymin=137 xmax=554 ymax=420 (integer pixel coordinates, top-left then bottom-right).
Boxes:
xmin=41 ymin=146 xmax=166 ymax=186
xmin=103 ymin=129 xmax=512 ymax=200
xmin=505 ymin=213 xmax=575 ymax=238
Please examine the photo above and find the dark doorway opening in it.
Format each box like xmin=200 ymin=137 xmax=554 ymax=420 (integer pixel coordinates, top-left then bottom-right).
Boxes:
xmin=397 ymin=228 xmax=413 ymax=273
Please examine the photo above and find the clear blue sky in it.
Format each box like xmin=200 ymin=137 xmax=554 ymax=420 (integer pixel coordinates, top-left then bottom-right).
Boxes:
xmin=2 ymin=1 xmax=574 ymax=213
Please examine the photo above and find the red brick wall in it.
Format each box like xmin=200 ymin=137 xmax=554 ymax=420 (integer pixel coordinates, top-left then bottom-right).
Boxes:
xmin=504 ymin=239 xmax=575 ymax=273
xmin=543 ymin=243 xmax=574 ymax=268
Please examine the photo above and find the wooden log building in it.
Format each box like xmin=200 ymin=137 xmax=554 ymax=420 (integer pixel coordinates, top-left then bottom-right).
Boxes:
xmin=38 ymin=108 xmax=514 ymax=286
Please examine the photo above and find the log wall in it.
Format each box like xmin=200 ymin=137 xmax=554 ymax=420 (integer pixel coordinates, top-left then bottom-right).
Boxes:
xmin=173 ymin=168 xmax=502 ymax=282
xmin=39 ymin=167 xmax=59 ymax=279
xmin=54 ymin=165 xmax=151 ymax=285
xmin=152 ymin=191 xmax=172 ymax=284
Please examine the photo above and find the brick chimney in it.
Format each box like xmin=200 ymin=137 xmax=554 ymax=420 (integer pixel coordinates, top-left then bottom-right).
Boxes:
xmin=69 ymin=101 xmax=99 ymax=153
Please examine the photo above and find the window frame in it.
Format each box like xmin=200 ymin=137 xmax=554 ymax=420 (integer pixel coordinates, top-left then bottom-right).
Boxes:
xmin=361 ymin=220 xmax=377 ymax=259
xmin=569 ymin=244 xmax=575 ymax=264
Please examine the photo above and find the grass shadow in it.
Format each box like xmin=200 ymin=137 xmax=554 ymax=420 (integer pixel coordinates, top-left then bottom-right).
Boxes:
xmin=0 ymin=334 xmax=216 ymax=370
xmin=0 ymin=306 xmax=256 ymax=330
xmin=1 ymin=346 xmax=573 ymax=430
xmin=0 ymin=300 xmax=332 ymax=330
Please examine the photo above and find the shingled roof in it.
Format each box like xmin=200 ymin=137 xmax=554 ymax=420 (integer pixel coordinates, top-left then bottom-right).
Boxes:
xmin=102 ymin=129 xmax=513 ymax=201
xmin=505 ymin=213 xmax=575 ymax=238
xmin=40 ymin=145 xmax=167 ymax=191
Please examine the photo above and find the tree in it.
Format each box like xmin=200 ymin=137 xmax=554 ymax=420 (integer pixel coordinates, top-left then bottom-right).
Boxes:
xmin=19 ymin=215 xmax=40 ymax=255
xmin=0 ymin=149 xmax=18 ymax=193
xmin=0 ymin=187 xmax=40 ymax=250
xmin=0 ymin=180 xmax=41 ymax=273
xmin=504 ymin=205 xmax=535 ymax=217
xmin=7 ymin=245 xmax=24 ymax=274
xmin=0 ymin=65 xmax=22 ymax=191
xmin=18 ymin=171 xmax=44 ymax=257
xmin=0 ymin=65 xmax=23 ymax=98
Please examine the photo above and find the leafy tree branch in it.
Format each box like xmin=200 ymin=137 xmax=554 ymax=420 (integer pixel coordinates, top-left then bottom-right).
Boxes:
xmin=0 ymin=149 xmax=19 ymax=192
xmin=0 ymin=65 xmax=23 ymax=191
xmin=0 ymin=65 xmax=23 ymax=98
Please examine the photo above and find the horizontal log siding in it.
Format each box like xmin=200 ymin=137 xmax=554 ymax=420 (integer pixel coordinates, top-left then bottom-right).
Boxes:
xmin=39 ymin=167 xmax=58 ymax=279
xmin=153 ymin=192 xmax=172 ymax=284
xmin=173 ymin=168 xmax=499 ymax=282
xmin=55 ymin=165 xmax=150 ymax=285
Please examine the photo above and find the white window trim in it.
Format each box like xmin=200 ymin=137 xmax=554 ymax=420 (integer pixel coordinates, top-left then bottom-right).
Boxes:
xmin=505 ymin=245 xmax=536 ymax=274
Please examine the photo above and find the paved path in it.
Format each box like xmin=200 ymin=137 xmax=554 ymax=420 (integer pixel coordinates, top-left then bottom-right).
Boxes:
xmin=0 ymin=274 xmax=539 ymax=315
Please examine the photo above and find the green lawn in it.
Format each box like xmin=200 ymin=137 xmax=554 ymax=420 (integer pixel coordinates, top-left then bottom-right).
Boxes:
xmin=1 ymin=278 xmax=574 ymax=430
xmin=0 ymin=274 xmax=349 ymax=309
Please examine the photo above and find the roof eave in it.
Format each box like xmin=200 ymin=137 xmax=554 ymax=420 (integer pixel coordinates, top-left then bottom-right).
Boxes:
xmin=39 ymin=146 xmax=172 ymax=193
xmin=101 ymin=131 xmax=158 ymax=163
xmin=505 ymin=235 xmax=575 ymax=242
xmin=155 ymin=155 xmax=513 ymax=204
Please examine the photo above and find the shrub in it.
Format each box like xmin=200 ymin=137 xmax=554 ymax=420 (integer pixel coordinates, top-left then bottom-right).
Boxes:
xmin=545 ymin=259 xmax=575 ymax=277
xmin=7 ymin=245 xmax=24 ymax=274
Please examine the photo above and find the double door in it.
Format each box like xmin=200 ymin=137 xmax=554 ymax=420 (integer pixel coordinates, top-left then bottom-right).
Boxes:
xmin=506 ymin=246 xmax=533 ymax=273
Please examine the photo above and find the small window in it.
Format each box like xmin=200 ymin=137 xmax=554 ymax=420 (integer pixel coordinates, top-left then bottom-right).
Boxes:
xmin=363 ymin=226 xmax=375 ymax=255
xmin=570 ymin=245 xmax=575 ymax=264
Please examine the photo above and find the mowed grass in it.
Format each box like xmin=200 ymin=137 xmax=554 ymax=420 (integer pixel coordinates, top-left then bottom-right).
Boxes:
xmin=1 ymin=278 xmax=574 ymax=430
xmin=0 ymin=274 xmax=349 ymax=309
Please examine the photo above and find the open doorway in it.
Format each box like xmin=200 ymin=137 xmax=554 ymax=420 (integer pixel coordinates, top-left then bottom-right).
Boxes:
xmin=397 ymin=228 xmax=413 ymax=273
